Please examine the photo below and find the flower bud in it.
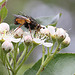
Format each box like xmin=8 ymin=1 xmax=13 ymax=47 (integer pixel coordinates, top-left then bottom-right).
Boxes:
xmin=61 ymin=33 xmax=71 ymax=49
xmin=2 ymin=40 xmax=13 ymax=53
xmin=0 ymin=23 xmax=10 ymax=33
xmin=24 ymin=35 xmax=32 ymax=45
xmin=14 ymin=28 xmax=23 ymax=38
xmin=56 ymin=28 xmax=66 ymax=43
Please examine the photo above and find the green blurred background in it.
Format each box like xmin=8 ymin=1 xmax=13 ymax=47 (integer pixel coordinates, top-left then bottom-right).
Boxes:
xmin=5 ymin=0 xmax=75 ymax=64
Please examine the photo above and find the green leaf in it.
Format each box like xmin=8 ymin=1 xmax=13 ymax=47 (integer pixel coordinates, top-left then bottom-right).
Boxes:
xmin=19 ymin=43 xmax=24 ymax=52
xmin=0 ymin=6 xmax=8 ymax=22
xmin=36 ymin=16 xmax=53 ymax=25
xmin=49 ymin=13 xmax=62 ymax=27
xmin=23 ymin=53 xmax=75 ymax=75
xmin=17 ymin=64 xmax=33 ymax=75
xmin=0 ymin=0 xmax=6 ymax=6
xmin=36 ymin=13 xmax=62 ymax=27
xmin=0 ymin=59 xmax=8 ymax=75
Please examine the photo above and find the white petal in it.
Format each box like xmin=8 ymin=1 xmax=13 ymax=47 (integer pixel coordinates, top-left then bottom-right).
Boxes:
xmin=41 ymin=25 xmax=46 ymax=28
xmin=43 ymin=42 xmax=53 ymax=47
xmin=63 ymin=35 xmax=71 ymax=44
xmin=33 ymin=38 xmax=45 ymax=44
xmin=48 ymin=26 xmax=55 ymax=35
xmin=65 ymin=33 xmax=69 ymax=37
xmin=11 ymin=38 xmax=21 ymax=43
xmin=40 ymin=28 xmax=50 ymax=35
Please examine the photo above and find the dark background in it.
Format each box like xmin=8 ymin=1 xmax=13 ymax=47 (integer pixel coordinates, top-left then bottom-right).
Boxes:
xmin=4 ymin=0 xmax=75 ymax=63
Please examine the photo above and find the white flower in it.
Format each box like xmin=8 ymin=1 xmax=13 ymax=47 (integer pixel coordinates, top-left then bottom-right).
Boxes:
xmin=33 ymin=38 xmax=53 ymax=47
xmin=0 ymin=23 xmax=10 ymax=33
xmin=0 ymin=32 xmax=21 ymax=43
xmin=2 ymin=40 xmax=13 ymax=53
xmin=40 ymin=28 xmax=50 ymax=35
xmin=55 ymin=28 xmax=66 ymax=43
xmin=7 ymin=33 xmax=21 ymax=43
xmin=14 ymin=28 xmax=23 ymax=38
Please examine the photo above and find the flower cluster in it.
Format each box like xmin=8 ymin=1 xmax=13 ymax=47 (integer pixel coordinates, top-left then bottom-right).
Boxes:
xmin=0 ymin=22 xmax=71 ymax=54
xmin=0 ymin=22 xmax=71 ymax=75
xmin=40 ymin=26 xmax=70 ymax=48
xmin=0 ymin=23 xmax=54 ymax=52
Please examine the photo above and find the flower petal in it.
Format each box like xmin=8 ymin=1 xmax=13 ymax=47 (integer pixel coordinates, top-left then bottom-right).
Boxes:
xmin=33 ymin=38 xmax=45 ymax=44
xmin=43 ymin=42 xmax=53 ymax=47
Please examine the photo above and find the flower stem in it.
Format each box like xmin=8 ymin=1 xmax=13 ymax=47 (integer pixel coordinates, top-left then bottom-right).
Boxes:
xmin=1 ymin=48 xmax=3 ymax=62
xmin=44 ymin=43 xmax=60 ymax=67
xmin=49 ymin=42 xmax=55 ymax=55
xmin=47 ymin=47 xmax=49 ymax=57
xmin=26 ymin=46 xmax=35 ymax=59
xmin=6 ymin=55 xmax=13 ymax=73
xmin=10 ymin=52 xmax=14 ymax=65
xmin=17 ymin=48 xmax=26 ymax=65
xmin=7 ymin=65 xmax=11 ymax=75
xmin=36 ymin=43 xmax=60 ymax=75
xmin=17 ymin=45 xmax=26 ymax=65
xmin=42 ymin=45 xmax=45 ymax=65
xmin=13 ymin=43 xmax=18 ymax=74
xmin=15 ymin=46 xmax=28 ymax=74
xmin=3 ymin=52 xmax=6 ymax=66
xmin=15 ymin=45 xmax=35 ymax=74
